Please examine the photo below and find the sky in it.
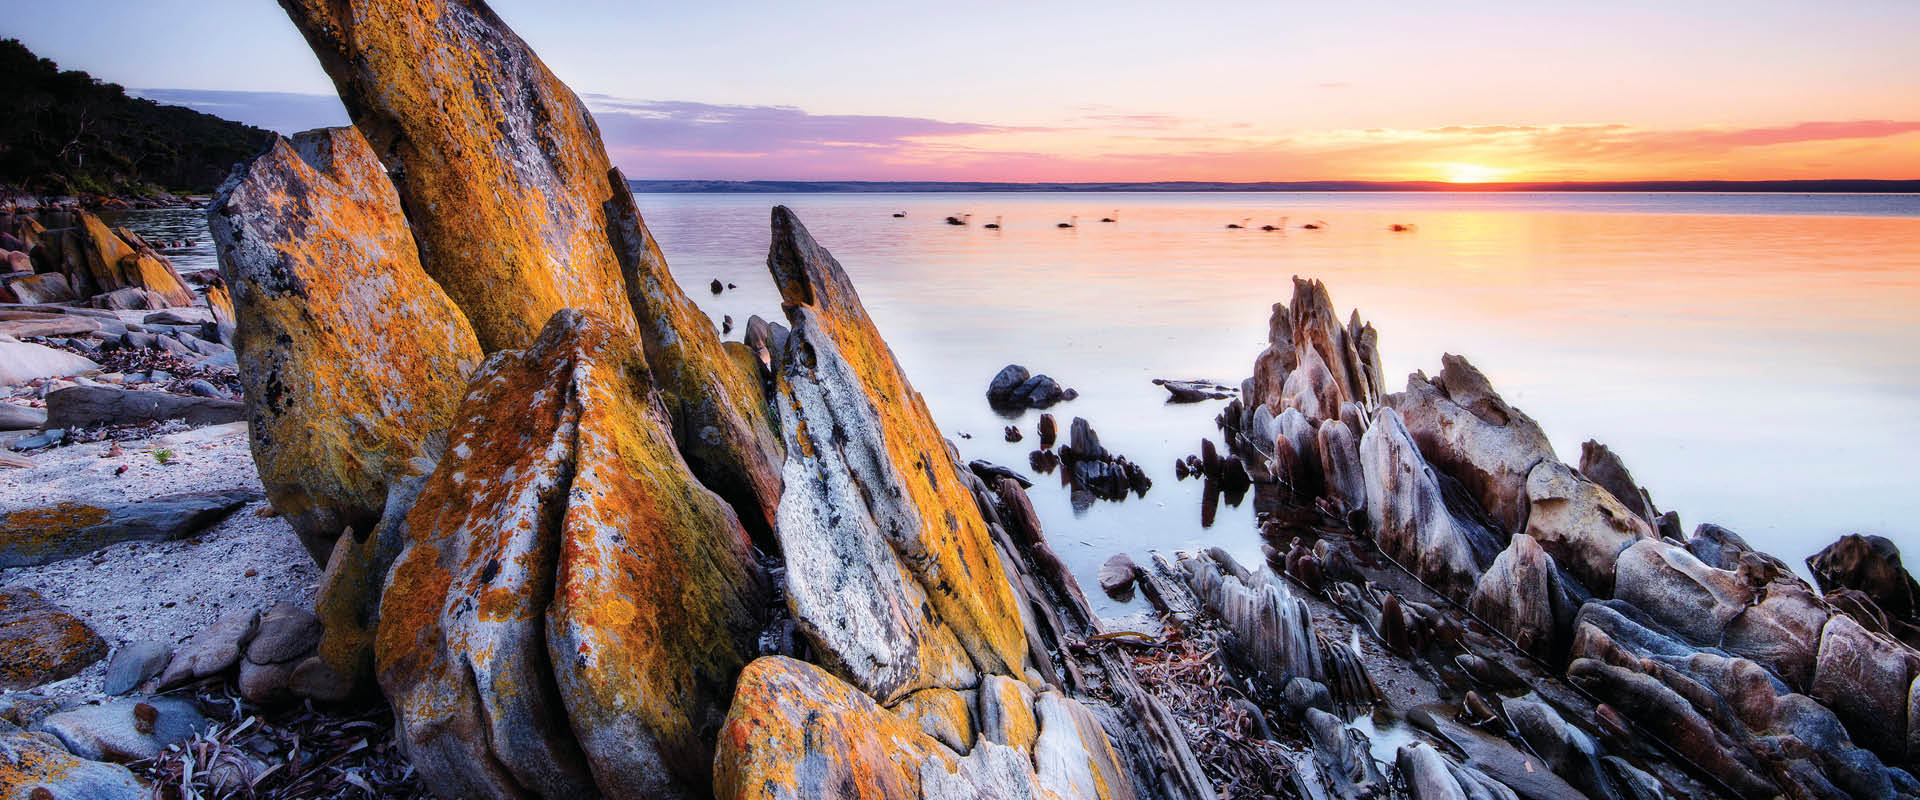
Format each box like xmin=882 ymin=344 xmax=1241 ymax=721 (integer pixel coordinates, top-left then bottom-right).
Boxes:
xmin=3 ymin=0 xmax=1917 ymax=182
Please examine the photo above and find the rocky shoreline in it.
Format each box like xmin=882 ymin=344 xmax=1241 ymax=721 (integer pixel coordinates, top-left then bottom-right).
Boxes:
xmin=3 ymin=2 xmax=1916 ymax=799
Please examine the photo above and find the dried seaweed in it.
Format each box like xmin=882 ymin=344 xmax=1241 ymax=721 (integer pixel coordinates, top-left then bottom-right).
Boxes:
xmin=131 ymin=686 xmax=425 ymax=800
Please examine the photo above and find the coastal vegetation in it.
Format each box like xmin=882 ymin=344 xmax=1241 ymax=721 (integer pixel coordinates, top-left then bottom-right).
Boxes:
xmin=0 ymin=39 xmax=270 ymax=197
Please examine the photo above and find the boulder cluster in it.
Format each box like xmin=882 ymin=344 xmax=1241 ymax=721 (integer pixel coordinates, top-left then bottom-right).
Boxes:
xmin=1206 ymin=277 xmax=1920 ymax=799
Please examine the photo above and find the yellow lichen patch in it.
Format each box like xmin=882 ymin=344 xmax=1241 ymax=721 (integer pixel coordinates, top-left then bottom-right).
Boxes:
xmin=118 ymin=251 xmax=193 ymax=307
xmin=280 ymin=0 xmax=639 ymax=353
xmin=0 ymin=503 xmax=111 ymax=565
xmin=715 ymin=657 xmax=959 ymax=800
xmin=212 ymin=127 xmax=482 ymax=569
xmin=544 ymin=316 xmax=769 ymax=796
xmin=977 ymin=675 xmax=1039 ymax=753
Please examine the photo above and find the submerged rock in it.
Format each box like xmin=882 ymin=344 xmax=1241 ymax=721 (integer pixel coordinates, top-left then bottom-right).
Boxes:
xmin=210 ymin=126 xmax=483 ymax=564
xmin=376 ymin=311 xmax=769 ymax=798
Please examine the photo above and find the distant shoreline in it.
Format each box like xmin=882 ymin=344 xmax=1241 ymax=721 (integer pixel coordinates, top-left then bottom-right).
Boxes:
xmin=629 ymin=179 xmax=1920 ymax=194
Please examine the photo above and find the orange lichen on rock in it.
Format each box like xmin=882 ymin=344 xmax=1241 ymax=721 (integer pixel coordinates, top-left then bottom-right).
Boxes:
xmin=42 ymin=211 xmax=193 ymax=305
xmin=0 ymin=586 xmax=108 ymax=691
xmin=210 ymin=126 xmax=482 ymax=566
xmin=765 ymin=206 xmax=1031 ymax=694
xmin=713 ymin=656 xmax=958 ymax=800
xmin=280 ymin=0 xmax=640 ymax=353
xmin=377 ymin=310 xmax=768 ymax=799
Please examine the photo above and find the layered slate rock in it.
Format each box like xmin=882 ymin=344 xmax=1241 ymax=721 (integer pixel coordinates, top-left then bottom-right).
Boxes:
xmin=1358 ymin=408 xmax=1499 ymax=599
xmin=280 ymin=0 xmax=640 ymax=352
xmin=1524 ymin=460 xmax=1653 ymax=596
xmin=1 ymin=491 xmax=253 ymax=569
xmin=764 ymin=206 xmax=1030 ymax=700
xmin=376 ymin=311 xmax=768 ymax=799
xmin=210 ymin=127 xmax=483 ymax=564
xmin=714 ymin=657 xmax=1133 ymax=800
xmin=1244 ymin=278 xmax=1384 ymax=422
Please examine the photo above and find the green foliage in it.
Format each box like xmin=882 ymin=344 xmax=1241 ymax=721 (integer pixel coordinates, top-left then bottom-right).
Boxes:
xmin=0 ymin=38 xmax=273 ymax=196
xmin=152 ymin=448 xmax=174 ymax=465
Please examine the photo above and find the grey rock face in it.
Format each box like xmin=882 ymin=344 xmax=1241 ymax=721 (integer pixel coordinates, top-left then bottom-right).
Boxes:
xmin=0 ymin=730 xmax=146 ymax=799
xmin=101 ymin=641 xmax=171 ymax=696
xmin=33 ymin=697 xmax=209 ymax=763
xmin=156 ymin=608 xmax=260 ymax=690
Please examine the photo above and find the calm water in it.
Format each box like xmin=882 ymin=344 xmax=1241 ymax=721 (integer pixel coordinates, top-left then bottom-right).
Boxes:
xmin=124 ymin=193 xmax=1920 ymax=611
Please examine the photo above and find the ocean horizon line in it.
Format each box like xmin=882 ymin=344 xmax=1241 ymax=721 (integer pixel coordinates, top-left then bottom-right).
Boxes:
xmin=627 ymin=178 xmax=1920 ymax=193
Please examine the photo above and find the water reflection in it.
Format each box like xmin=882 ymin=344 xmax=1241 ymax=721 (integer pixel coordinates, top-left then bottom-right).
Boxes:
xmin=111 ymin=193 xmax=1920 ymax=614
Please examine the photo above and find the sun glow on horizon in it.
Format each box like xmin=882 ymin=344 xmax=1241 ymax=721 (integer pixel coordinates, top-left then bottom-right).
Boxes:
xmin=1439 ymin=163 xmax=1512 ymax=183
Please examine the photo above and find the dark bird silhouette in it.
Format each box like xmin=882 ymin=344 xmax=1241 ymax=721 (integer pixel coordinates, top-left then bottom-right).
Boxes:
xmin=1260 ymin=216 xmax=1289 ymax=231
xmin=984 ymin=216 xmax=1002 ymax=229
xmin=1302 ymin=219 xmax=1327 ymax=230
xmin=1099 ymin=210 xmax=1118 ymax=222
xmin=1389 ymin=223 xmax=1415 ymax=232
xmin=892 ymin=212 xmax=906 ymax=218
xmin=1057 ymin=215 xmax=1078 ymax=228
xmin=1226 ymin=217 xmax=1250 ymax=229
xmin=946 ymin=213 xmax=971 ymax=226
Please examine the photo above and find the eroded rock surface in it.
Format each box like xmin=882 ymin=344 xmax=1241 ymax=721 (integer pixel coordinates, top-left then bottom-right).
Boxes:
xmin=281 ymin=0 xmax=639 ymax=352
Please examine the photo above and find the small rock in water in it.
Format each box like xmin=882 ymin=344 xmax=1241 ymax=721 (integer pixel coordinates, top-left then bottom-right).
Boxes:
xmin=1003 ymin=425 xmax=1022 ymax=442
xmin=1037 ymin=413 xmax=1057 ymax=448
xmin=986 ymin=364 xmax=1030 ymax=406
xmin=1098 ymin=553 xmax=1137 ymax=595
xmin=722 ymin=315 xmax=734 ymax=335
xmin=709 ymin=278 xmax=723 ymax=294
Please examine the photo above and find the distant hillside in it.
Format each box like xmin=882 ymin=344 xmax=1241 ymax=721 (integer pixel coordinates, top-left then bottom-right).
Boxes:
xmin=630 ymin=179 xmax=1920 ymax=193
xmin=0 ymin=39 xmax=271 ymax=196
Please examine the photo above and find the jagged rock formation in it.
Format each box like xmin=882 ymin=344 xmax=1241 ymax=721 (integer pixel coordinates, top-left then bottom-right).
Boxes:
xmin=375 ymin=312 xmax=768 ymax=799
xmin=280 ymin=0 xmax=784 ymax=544
xmin=1226 ymin=278 xmax=1920 ymax=798
xmin=39 ymin=211 xmax=194 ymax=307
xmin=210 ymin=126 xmax=482 ymax=563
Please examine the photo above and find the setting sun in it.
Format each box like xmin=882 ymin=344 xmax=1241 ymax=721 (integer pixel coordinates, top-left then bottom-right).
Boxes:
xmin=1439 ymin=162 xmax=1510 ymax=183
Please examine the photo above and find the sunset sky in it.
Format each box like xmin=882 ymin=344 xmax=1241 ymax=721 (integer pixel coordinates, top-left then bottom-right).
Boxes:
xmin=4 ymin=0 xmax=1917 ymax=182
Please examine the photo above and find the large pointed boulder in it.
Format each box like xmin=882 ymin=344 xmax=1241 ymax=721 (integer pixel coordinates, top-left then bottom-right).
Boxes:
xmin=376 ymin=311 xmax=769 ymax=799
xmin=280 ymin=0 xmax=640 ymax=352
xmin=1387 ymin=355 xmax=1556 ymax=535
xmin=1524 ymin=460 xmax=1653 ymax=596
xmin=210 ymin=127 xmax=482 ymax=565
xmin=763 ymin=206 xmax=1032 ymax=701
